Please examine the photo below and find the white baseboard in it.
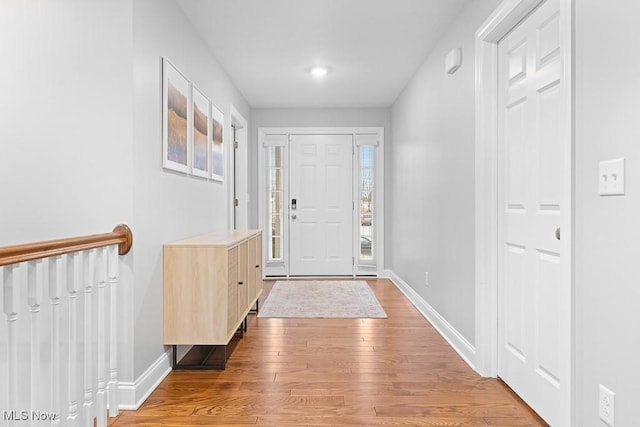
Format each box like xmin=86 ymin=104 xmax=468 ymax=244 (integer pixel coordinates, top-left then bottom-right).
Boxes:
xmin=384 ymin=269 xmax=477 ymax=372
xmin=118 ymin=350 xmax=172 ymax=410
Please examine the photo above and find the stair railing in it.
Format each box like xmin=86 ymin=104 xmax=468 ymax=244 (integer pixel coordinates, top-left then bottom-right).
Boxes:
xmin=0 ymin=224 xmax=132 ymax=427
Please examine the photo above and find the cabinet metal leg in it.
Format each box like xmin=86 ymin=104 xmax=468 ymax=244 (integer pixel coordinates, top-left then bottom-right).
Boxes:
xmin=171 ymin=344 xmax=229 ymax=370
xmin=172 ymin=345 xmax=177 ymax=367
xmin=250 ymin=299 xmax=259 ymax=314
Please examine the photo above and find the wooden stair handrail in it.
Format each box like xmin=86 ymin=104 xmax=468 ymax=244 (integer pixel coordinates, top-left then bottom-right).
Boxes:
xmin=0 ymin=224 xmax=133 ymax=267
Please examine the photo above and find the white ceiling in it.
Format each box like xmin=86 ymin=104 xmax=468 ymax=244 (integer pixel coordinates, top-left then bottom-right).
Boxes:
xmin=177 ymin=0 xmax=473 ymax=109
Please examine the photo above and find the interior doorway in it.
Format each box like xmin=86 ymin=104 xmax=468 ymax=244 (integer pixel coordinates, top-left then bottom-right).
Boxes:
xmin=229 ymin=105 xmax=248 ymax=230
xmin=475 ymin=0 xmax=573 ymax=425
xmin=496 ymin=0 xmax=564 ymax=423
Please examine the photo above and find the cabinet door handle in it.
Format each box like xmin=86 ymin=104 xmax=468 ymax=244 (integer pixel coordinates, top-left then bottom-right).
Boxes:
xmin=255 ymin=265 xmax=260 ymax=268
xmin=238 ymin=281 xmax=244 ymax=285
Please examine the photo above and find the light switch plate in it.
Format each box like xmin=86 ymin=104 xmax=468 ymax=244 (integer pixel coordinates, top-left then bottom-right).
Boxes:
xmin=599 ymin=158 xmax=625 ymax=196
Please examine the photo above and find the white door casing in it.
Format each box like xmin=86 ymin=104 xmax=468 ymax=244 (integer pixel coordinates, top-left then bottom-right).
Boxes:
xmin=289 ymin=134 xmax=353 ymax=276
xmin=475 ymin=0 xmax=573 ymax=426
xmin=229 ymin=104 xmax=248 ymax=230
xmin=497 ymin=0 xmax=563 ymax=423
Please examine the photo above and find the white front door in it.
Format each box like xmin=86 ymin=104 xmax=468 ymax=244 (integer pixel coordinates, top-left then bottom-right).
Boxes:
xmin=497 ymin=0 xmax=564 ymax=424
xmin=289 ymin=134 xmax=353 ymax=276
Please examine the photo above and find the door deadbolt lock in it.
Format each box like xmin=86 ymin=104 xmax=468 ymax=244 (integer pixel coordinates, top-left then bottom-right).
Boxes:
xmin=291 ymin=198 xmax=297 ymax=210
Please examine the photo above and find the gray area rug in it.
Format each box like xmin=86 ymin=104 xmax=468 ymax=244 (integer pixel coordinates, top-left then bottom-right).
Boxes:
xmin=258 ymin=280 xmax=387 ymax=318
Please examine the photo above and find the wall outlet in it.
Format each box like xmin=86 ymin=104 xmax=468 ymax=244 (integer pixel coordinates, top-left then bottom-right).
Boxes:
xmin=425 ymin=272 xmax=429 ymax=287
xmin=599 ymin=384 xmax=615 ymax=426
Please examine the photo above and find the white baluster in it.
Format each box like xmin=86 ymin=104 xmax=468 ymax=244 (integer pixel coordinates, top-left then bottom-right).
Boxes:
xmin=3 ymin=264 xmax=19 ymax=426
xmin=49 ymin=256 xmax=64 ymax=427
xmin=82 ymin=250 xmax=95 ymax=427
xmin=67 ymin=253 xmax=80 ymax=427
xmin=107 ymin=246 xmax=119 ymax=417
xmin=28 ymin=260 xmax=44 ymax=426
xmin=95 ymin=248 xmax=108 ymax=427
xmin=0 ymin=229 xmax=128 ymax=426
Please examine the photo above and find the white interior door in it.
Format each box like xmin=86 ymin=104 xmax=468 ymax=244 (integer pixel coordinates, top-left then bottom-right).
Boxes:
xmin=497 ymin=0 xmax=564 ymax=424
xmin=289 ymin=134 xmax=353 ymax=276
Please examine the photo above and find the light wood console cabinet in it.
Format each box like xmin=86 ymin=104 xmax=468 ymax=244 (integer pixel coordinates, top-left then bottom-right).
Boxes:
xmin=163 ymin=230 xmax=263 ymax=353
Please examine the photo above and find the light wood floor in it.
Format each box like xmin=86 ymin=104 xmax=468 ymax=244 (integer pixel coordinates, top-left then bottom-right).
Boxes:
xmin=110 ymin=279 xmax=547 ymax=426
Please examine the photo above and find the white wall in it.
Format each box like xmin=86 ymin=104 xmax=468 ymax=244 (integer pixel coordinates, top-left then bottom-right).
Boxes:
xmin=132 ymin=0 xmax=250 ymax=378
xmin=389 ymin=0 xmax=501 ymax=345
xmin=249 ymin=108 xmax=391 ymax=231
xmin=0 ymin=0 xmax=135 ymax=380
xmin=574 ymin=1 xmax=640 ymax=425
xmin=0 ymin=0 xmax=134 ymax=245
xmin=1 ymin=0 xmax=251 ymax=397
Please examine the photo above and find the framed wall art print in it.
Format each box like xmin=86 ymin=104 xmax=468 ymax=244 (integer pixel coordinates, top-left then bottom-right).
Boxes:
xmin=190 ymin=85 xmax=210 ymax=178
xmin=162 ymin=58 xmax=191 ymax=173
xmin=210 ymin=104 xmax=224 ymax=182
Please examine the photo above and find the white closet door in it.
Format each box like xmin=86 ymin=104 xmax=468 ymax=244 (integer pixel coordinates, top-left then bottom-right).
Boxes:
xmin=497 ymin=0 xmax=564 ymax=424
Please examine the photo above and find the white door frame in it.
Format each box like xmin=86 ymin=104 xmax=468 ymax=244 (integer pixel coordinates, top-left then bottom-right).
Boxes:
xmin=258 ymin=127 xmax=385 ymax=277
xmin=229 ymin=104 xmax=248 ymax=230
xmin=474 ymin=0 xmax=573 ymax=425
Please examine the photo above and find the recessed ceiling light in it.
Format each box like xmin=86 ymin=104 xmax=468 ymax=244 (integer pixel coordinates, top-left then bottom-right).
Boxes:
xmin=310 ymin=66 xmax=328 ymax=78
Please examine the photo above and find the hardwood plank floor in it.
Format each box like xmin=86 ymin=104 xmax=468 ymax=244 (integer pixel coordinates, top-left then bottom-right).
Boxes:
xmin=110 ymin=279 xmax=548 ymax=427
